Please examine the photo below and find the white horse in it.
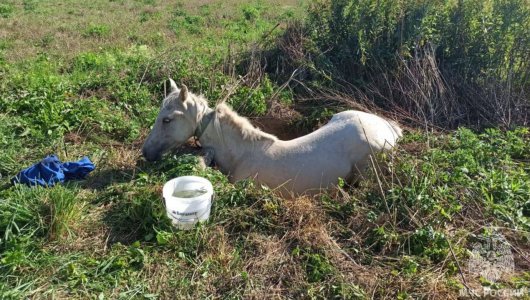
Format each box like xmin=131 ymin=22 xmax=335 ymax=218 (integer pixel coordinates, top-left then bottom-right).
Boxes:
xmin=142 ymin=79 xmax=402 ymax=196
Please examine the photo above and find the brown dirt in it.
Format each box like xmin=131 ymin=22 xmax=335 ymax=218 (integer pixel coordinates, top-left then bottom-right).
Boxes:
xmin=250 ymin=102 xmax=306 ymax=140
xmin=251 ymin=115 xmax=304 ymax=140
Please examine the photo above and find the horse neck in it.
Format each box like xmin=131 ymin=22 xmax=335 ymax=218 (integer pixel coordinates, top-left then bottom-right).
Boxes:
xmin=198 ymin=115 xmax=274 ymax=173
xmin=188 ymin=96 xmax=209 ymax=124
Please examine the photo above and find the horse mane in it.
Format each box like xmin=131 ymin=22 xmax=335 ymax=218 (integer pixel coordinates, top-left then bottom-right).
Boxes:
xmin=163 ymin=90 xmax=276 ymax=142
xmin=214 ymin=103 xmax=278 ymax=142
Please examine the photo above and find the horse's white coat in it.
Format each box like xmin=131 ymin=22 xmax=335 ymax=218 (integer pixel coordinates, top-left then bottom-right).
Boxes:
xmin=142 ymin=83 xmax=402 ymax=196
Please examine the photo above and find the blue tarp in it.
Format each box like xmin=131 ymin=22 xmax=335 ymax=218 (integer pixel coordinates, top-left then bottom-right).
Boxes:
xmin=12 ymin=155 xmax=95 ymax=187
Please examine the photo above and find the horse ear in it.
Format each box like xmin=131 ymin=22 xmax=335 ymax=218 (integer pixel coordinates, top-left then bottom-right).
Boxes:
xmin=165 ymin=78 xmax=179 ymax=97
xmin=179 ymin=84 xmax=188 ymax=102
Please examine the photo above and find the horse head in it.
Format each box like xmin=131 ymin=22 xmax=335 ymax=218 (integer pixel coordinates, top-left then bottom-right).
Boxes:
xmin=142 ymin=79 xmax=204 ymax=161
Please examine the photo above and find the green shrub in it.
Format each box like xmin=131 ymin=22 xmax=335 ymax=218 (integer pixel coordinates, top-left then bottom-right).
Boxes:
xmin=265 ymin=0 xmax=530 ymax=127
xmin=307 ymin=0 xmax=530 ymax=85
xmin=228 ymin=76 xmax=273 ymax=116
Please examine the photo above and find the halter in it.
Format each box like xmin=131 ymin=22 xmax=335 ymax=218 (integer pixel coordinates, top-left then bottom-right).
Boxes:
xmin=194 ymin=109 xmax=215 ymax=140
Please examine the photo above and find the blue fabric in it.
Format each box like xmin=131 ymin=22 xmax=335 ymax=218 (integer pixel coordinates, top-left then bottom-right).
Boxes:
xmin=12 ymin=155 xmax=95 ymax=187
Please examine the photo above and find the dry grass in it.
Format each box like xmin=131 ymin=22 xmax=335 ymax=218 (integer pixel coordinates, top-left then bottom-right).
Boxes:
xmin=0 ymin=0 xmax=300 ymax=63
xmin=1 ymin=0 xmax=180 ymax=61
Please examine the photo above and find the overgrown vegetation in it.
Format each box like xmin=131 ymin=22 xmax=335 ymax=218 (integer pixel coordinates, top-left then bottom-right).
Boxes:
xmin=258 ymin=0 xmax=530 ymax=127
xmin=0 ymin=0 xmax=528 ymax=298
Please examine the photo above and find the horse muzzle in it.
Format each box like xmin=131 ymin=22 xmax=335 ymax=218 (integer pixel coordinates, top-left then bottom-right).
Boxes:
xmin=142 ymin=148 xmax=161 ymax=162
xmin=142 ymin=141 xmax=163 ymax=161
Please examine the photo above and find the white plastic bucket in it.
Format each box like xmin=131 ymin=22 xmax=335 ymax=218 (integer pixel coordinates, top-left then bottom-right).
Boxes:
xmin=162 ymin=176 xmax=214 ymax=230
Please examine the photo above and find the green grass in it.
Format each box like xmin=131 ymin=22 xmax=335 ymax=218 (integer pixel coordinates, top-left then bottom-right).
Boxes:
xmin=0 ymin=3 xmax=14 ymax=18
xmin=0 ymin=0 xmax=529 ymax=299
xmin=83 ymin=24 xmax=111 ymax=38
xmin=264 ymin=0 xmax=530 ymax=127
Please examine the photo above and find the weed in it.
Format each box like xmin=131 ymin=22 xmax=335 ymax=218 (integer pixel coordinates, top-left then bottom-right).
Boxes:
xmin=37 ymin=33 xmax=54 ymax=48
xmin=242 ymin=5 xmax=259 ymax=22
xmin=0 ymin=4 xmax=14 ymax=18
xmin=259 ymin=0 xmax=530 ymax=127
xmin=139 ymin=10 xmax=160 ymax=23
xmin=303 ymin=251 xmax=334 ymax=282
xmin=23 ymin=0 xmax=37 ymax=12
xmin=408 ymin=227 xmax=448 ymax=262
xmin=170 ymin=12 xmax=205 ymax=35
xmin=83 ymin=24 xmax=110 ymax=38
xmin=138 ymin=0 xmax=156 ymax=5
xmin=0 ymin=38 xmax=9 ymax=52
xmin=228 ymin=76 xmax=273 ymax=116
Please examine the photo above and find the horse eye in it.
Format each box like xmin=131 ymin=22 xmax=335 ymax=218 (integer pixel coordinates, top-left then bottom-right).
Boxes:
xmin=162 ymin=118 xmax=171 ymax=124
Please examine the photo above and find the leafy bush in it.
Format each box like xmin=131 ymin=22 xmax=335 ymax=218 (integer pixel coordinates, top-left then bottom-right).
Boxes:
xmin=265 ymin=0 xmax=530 ymax=127
xmin=308 ymin=0 xmax=530 ymax=85
xmin=228 ymin=76 xmax=273 ymax=116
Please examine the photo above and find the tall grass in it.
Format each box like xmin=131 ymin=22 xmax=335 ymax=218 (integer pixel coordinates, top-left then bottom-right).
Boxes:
xmin=262 ymin=0 xmax=530 ymax=127
xmin=46 ymin=187 xmax=85 ymax=241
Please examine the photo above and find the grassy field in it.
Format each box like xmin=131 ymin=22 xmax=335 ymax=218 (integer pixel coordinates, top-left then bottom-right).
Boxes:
xmin=1 ymin=0 xmax=529 ymax=299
